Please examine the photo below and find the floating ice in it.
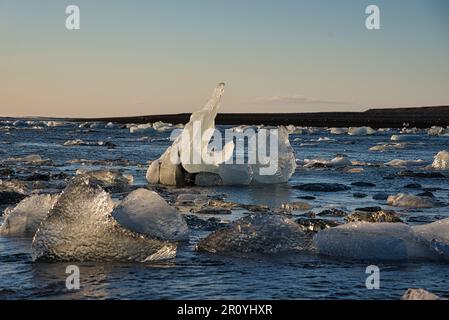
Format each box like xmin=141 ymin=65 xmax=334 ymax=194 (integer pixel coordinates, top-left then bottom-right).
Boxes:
xmin=75 ymin=169 xmax=133 ymax=189
xmin=348 ymin=127 xmax=375 ymax=136
xmin=0 ymin=194 xmax=59 ymax=236
xmin=431 ymin=151 xmax=449 ymax=170
xmin=63 ymin=139 xmax=116 ymax=148
xmin=329 ymin=127 xmax=348 ymax=135
xmin=401 ymin=289 xmax=443 ymax=300
xmin=385 ymin=159 xmax=426 ymax=167
xmin=112 ymin=188 xmax=189 ymax=241
xmin=147 ymin=83 xmax=297 ymax=186
xmin=387 ymin=193 xmax=438 ymax=208
xmin=304 ymin=156 xmax=351 ymax=168
xmin=369 ymin=143 xmax=408 ymax=152
xmin=428 ymin=126 xmax=449 ymax=136
xmin=129 ymin=123 xmax=153 ymax=133
xmin=313 ymin=222 xmax=437 ymax=261
xmin=32 ymin=177 xmax=177 ymax=262
xmin=413 ymin=218 xmax=449 ymax=259
xmin=390 ymin=134 xmax=421 ymax=142
xmin=197 ymin=214 xmax=312 ymax=254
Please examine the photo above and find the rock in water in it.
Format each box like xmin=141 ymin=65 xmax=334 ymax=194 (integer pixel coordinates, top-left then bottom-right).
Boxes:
xmin=197 ymin=214 xmax=312 ymax=254
xmin=111 ymin=188 xmax=189 ymax=241
xmin=294 ymin=183 xmax=350 ymax=192
xmin=432 ymin=150 xmax=449 ymax=170
xmin=313 ymin=222 xmax=436 ymax=261
xmin=0 ymin=194 xmax=59 ymax=236
xmin=32 ymin=177 xmax=176 ymax=262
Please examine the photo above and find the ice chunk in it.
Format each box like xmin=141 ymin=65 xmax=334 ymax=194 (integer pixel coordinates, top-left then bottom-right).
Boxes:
xmin=32 ymin=177 xmax=177 ymax=262
xmin=413 ymin=218 xmax=449 ymax=259
xmin=197 ymin=214 xmax=312 ymax=254
xmin=147 ymin=83 xmax=296 ymax=186
xmin=0 ymin=194 xmax=59 ymax=236
xmin=401 ymin=289 xmax=443 ymax=300
xmin=111 ymin=189 xmax=189 ymax=241
xmin=304 ymin=156 xmax=351 ymax=168
xmin=329 ymin=127 xmax=348 ymax=135
xmin=76 ymin=169 xmax=133 ymax=188
xmin=129 ymin=123 xmax=153 ymax=133
xmin=387 ymin=193 xmax=438 ymax=208
xmin=385 ymin=159 xmax=426 ymax=167
xmin=313 ymin=222 xmax=436 ymax=261
xmin=369 ymin=143 xmax=408 ymax=152
xmin=432 ymin=151 xmax=449 ymax=170
xmin=390 ymin=134 xmax=421 ymax=142
xmin=251 ymin=126 xmax=297 ymax=184
xmin=348 ymin=127 xmax=375 ymax=136
xmin=428 ymin=126 xmax=448 ymax=136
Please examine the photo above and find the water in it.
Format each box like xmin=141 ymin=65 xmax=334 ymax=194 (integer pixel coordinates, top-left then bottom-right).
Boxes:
xmin=1 ymin=120 xmax=449 ymax=300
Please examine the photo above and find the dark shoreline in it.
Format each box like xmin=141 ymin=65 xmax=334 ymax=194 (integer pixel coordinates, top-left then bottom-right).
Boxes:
xmin=5 ymin=105 xmax=449 ymax=128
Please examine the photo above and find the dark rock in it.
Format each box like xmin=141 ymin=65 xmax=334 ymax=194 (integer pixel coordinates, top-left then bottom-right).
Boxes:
xmin=293 ymin=183 xmax=350 ymax=192
xmin=296 ymin=218 xmax=341 ymax=232
xmin=353 ymin=193 xmax=368 ymax=198
xmin=0 ymin=191 xmax=27 ymax=206
xmin=194 ymin=208 xmax=232 ymax=215
xmin=184 ymin=215 xmax=227 ymax=231
xmin=404 ymin=183 xmax=422 ymax=189
xmin=0 ymin=168 xmax=14 ymax=177
xmin=354 ymin=206 xmax=382 ymax=212
xmin=417 ymin=191 xmax=435 ymax=198
xmin=351 ymin=182 xmax=376 ymax=187
xmin=304 ymin=211 xmax=316 ymax=218
xmin=298 ymin=196 xmax=316 ymax=200
xmin=346 ymin=210 xmax=403 ymax=223
xmin=398 ymin=170 xmax=446 ymax=178
xmin=25 ymin=173 xmax=51 ymax=181
xmin=373 ymin=193 xmax=389 ymax=201
xmin=240 ymin=204 xmax=270 ymax=212
xmin=317 ymin=208 xmax=348 ymax=217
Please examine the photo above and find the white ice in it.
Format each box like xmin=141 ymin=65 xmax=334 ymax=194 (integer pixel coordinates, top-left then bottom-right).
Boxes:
xmin=348 ymin=127 xmax=376 ymax=136
xmin=0 ymin=194 xmax=59 ymax=236
xmin=112 ymin=188 xmax=189 ymax=241
xmin=313 ymin=222 xmax=437 ymax=261
xmin=431 ymin=151 xmax=449 ymax=170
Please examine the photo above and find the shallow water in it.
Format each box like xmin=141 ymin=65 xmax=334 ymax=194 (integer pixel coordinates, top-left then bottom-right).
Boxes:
xmin=1 ymin=120 xmax=449 ymax=299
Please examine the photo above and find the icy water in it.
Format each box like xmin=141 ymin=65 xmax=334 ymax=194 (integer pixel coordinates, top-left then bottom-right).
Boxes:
xmin=1 ymin=120 xmax=449 ymax=300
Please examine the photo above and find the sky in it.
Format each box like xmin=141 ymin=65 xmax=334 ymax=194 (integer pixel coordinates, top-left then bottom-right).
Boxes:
xmin=0 ymin=0 xmax=448 ymax=117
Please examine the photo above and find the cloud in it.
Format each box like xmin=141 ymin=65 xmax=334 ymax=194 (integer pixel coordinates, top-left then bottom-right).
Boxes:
xmin=251 ymin=94 xmax=347 ymax=106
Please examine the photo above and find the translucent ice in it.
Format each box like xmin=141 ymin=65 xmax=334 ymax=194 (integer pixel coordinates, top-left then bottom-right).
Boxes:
xmin=348 ymin=127 xmax=375 ymax=136
xmin=32 ymin=177 xmax=177 ymax=262
xmin=0 ymin=194 xmax=59 ymax=236
xmin=432 ymin=151 xmax=449 ymax=170
xmin=112 ymin=188 xmax=189 ymax=241
xmin=314 ymin=222 xmax=436 ymax=261
xmin=147 ymin=83 xmax=297 ymax=186
xmin=197 ymin=214 xmax=312 ymax=254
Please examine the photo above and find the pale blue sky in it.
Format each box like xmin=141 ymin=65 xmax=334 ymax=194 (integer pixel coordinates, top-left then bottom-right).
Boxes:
xmin=1 ymin=0 xmax=448 ymax=116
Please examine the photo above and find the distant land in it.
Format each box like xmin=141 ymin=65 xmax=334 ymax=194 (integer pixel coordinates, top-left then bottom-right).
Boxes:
xmin=3 ymin=105 xmax=449 ymax=128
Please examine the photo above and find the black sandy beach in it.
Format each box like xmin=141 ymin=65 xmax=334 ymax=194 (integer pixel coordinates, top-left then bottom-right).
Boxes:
xmin=66 ymin=106 xmax=449 ymax=128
